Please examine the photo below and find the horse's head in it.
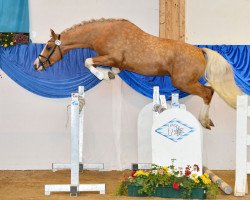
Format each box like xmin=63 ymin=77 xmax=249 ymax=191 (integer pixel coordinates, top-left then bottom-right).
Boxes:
xmin=34 ymin=29 xmax=63 ymax=71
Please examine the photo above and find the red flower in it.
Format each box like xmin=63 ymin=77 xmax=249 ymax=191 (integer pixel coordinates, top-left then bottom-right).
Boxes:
xmin=131 ymin=170 xmax=136 ymax=177
xmin=194 ymin=164 xmax=200 ymax=172
xmin=185 ymin=169 xmax=191 ymax=176
xmin=172 ymin=181 xmax=180 ymax=190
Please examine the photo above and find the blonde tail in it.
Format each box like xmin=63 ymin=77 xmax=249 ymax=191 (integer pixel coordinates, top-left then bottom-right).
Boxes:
xmin=203 ymin=48 xmax=243 ymax=108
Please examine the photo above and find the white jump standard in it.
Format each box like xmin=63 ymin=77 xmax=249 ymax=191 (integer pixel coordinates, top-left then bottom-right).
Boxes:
xmin=234 ymin=95 xmax=250 ymax=196
xmin=44 ymin=86 xmax=105 ymax=196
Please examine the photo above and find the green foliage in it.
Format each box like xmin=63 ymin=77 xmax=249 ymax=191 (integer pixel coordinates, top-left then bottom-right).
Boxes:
xmin=114 ymin=180 xmax=128 ymax=196
xmin=116 ymin=161 xmax=219 ymax=199
xmin=206 ymin=183 xmax=220 ymax=199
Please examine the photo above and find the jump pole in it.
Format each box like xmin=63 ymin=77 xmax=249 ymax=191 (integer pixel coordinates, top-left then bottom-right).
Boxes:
xmin=45 ymin=86 xmax=105 ymax=196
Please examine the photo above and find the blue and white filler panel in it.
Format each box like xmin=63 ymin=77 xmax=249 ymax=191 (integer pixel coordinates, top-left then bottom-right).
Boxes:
xmin=138 ymin=86 xmax=203 ymax=175
xmin=152 ymin=87 xmax=203 ymax=175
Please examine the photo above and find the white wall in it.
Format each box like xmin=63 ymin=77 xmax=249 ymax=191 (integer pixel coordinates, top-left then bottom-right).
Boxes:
xmin=0 ymin=0 xmax=249 ymax=170
xmin=186 ymin=0 xmax=250 ymax=44
xmin=29 ymin=0 xmax=159 ymax=42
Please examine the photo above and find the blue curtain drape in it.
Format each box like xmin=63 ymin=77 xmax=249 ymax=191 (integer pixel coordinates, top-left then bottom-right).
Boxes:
xmin=0 ymin=44 xmax=100 ymax=98
xmin=0 ymin=44 xmax=249 ymax=98
xmin=0 ymin=0 xmax=29 ymax=32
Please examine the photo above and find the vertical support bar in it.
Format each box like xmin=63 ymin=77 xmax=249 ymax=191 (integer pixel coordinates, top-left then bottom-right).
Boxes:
xmin=71 ymin=93 xmax=80 ymax=196
xmin=153 ymin=86 xmax=160 ymax=120
xmin=160 ymin=95 xmax=167 ymax=109
xmin=78 ymin=86 xmax=84 ymax=164
xmin=234 ymin=95 xmax=248 ymax=196
xmin=112 ymin=78 xmax=123 ymax=169
xmin=153 ymin=86 xmax=160 ymax=105
xmin=171 ymin=93 xmax=180 ymax=108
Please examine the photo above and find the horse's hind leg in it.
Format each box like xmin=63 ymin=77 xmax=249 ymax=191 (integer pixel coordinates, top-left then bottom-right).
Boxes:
xmin=199 ymin=103 xmax=214 ymax=128
xmin=173 ymin=81 xmax=214 ymax=129
xmin=85 ymin=56 xmax=120 ymax=80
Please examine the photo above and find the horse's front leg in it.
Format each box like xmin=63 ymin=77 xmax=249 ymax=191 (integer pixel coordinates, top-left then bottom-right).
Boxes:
xmin=85 ymin=56 xmax=120 ymax=80
xmin=85 ymin=58 xmax=104 ymax=80
xmin=96 ymin=67 xmax=120 ymax=80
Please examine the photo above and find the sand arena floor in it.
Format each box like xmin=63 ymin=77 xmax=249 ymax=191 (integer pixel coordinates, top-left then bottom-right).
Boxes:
xmin=0 ymin=170 xmax=249 ymax=200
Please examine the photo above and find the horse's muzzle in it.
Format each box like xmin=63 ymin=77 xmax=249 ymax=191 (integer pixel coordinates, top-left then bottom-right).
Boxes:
xmin=34 ymin=64 xmax=44 ymax=71
xmin=34 ymin=58 xmax=43 ymax=71
xmin=34 ymin=64 xmax=38 ymax=71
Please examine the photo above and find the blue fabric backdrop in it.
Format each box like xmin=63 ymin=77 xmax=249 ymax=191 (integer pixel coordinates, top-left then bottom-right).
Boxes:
xmin=0 ymin=0 xmax=29 ymax=32
xmin=0 ymin=44 xmax=249 ymax=98
xmin=0 ymin=44 xmax=100 ymax=98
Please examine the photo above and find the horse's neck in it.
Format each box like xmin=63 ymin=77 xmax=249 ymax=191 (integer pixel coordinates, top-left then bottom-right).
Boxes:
xmin=61 ymin=25 xmax=100 ymax=51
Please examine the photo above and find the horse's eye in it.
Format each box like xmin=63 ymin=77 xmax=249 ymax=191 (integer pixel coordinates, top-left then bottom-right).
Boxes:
xmin=46 ymin=46 xmax=52 ymax=51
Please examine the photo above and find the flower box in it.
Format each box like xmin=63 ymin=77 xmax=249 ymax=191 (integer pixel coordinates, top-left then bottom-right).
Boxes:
xmin=128 ymin=185 xmax=206 ymax=199
xmin=117 ymin=163 xmax=219 ymax=199
xmin=155 ymin=186 xmax=207 ymax=199
xmin=127 ymin=185 xmax=148 ymax=197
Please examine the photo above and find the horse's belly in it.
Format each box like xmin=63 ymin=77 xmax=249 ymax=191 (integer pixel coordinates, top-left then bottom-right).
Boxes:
xmin=122 ymin=47 xmax=170 ymax=76
xmin=125 ymin=62 xmax=169 ymax=76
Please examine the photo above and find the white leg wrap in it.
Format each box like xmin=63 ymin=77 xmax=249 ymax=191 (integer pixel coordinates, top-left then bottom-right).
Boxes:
xmin=199 ymin=104 xmax=210 ymax=122
xmin=96 ymin=67 xmax=113 ymax=80
xmin=111 ymin=67 xmax=120 ymax=74
xmin=85 ymin=58 xmax=104 ymax=80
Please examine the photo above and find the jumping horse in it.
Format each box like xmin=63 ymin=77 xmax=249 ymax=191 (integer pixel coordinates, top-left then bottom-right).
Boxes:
xmin=34 ymin=18 xmax=243 ymax=129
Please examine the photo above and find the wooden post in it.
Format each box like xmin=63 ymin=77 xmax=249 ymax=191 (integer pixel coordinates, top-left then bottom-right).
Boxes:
xmin=160 ymin=0 xmax=185 ymax=41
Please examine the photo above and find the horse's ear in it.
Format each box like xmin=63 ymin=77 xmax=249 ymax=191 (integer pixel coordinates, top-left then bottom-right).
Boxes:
xmin=50 ymin=29 xmax=56 ymax=39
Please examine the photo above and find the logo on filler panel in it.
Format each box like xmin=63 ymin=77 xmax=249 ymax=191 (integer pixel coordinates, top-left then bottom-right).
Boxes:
xmin=155 ymin=118 xmax=195 ymax=142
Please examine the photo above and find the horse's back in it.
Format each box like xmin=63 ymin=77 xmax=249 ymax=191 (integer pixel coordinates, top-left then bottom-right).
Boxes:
xmin=92 ymin=19 xmax=206 ymax=76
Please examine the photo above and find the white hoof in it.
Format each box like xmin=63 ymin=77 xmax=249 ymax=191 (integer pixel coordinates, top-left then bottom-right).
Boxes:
xmin=103 ymin=72 xmax=110 ymax=80
xmin=97 ymin=67 xmax=113 ymax=80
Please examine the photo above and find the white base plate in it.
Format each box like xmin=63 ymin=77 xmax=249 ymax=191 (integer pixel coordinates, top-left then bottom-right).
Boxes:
xmin=45 ymin=184 xmax=105 ymax=196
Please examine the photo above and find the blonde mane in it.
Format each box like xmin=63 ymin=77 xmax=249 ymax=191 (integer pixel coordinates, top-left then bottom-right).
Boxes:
xmin=61 ymin=18 xmax=127 ymax=33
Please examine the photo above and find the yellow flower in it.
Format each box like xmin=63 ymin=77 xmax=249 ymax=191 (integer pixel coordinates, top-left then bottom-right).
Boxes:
xmin=163 ymin=166 xmax=169 ymax=172
xmin=191 ymin=173 xmax=197 ymax=179
xmin=200 ymin=174 xmax=211 ymax=185
xmin=204 ymin=173 xmax=209 ymax=178
xmin=203 ymin=178 xmax=211 ymax=185
xmin=134 ymin=170 xmax=149 ymax=177
xmin=10 ymin=42 xmax=14 ymax=45
xmin=194 ymin=178 xmax=200 ymax=183
xmin=4 ymin=44 xmax=8 ymax=47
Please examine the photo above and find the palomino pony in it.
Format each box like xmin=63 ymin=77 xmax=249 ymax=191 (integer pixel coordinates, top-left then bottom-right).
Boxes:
xmin=34 ymin=18 xmax=243 ymax=129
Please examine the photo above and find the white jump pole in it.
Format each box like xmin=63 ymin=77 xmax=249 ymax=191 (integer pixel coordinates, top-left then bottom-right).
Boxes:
xmin=45 ymin=86 xmax=105 ymax=196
